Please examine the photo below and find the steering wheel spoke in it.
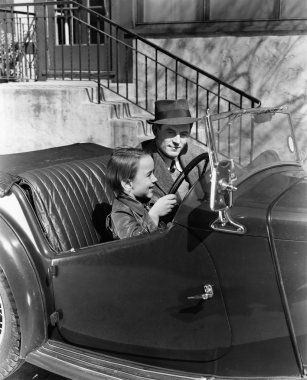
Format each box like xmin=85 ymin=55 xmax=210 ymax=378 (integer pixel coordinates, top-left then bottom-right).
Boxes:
xmin=169 ymin=153 xmax=209 ymax=195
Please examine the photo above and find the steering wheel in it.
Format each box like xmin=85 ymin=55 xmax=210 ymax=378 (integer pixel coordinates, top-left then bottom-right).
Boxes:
xmin=169 ymin=152 xmax=209 ymax=194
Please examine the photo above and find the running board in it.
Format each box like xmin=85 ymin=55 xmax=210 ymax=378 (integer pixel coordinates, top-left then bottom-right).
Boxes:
xmin=26 ymin=340 xmax=204 ymax=380
xmin=26 ymin=340 xmax=304 ymax=380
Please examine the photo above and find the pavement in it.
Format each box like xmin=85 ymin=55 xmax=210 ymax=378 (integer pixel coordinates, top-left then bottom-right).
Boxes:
xmin=8 ymin=363 xmax=69 ymax=380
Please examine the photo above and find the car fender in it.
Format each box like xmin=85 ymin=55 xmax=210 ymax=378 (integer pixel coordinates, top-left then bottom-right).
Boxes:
xmin=0 ymin=216 xmax=47 ymax=358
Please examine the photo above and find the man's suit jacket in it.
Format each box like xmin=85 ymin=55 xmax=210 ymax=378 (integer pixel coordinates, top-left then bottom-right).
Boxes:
xmin=140 ymin=138 xmax=206 ymax=203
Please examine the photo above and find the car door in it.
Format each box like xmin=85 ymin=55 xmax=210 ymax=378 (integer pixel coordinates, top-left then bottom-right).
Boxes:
xmin=51 ymin=224 xmax=231 ymax=362
xmin=270 ymin=177 xmax=307 ymax=366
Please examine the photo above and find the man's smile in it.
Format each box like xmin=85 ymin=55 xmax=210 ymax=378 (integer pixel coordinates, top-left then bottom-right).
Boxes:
xmin=169 ymin=145 xmax=181 ymax=150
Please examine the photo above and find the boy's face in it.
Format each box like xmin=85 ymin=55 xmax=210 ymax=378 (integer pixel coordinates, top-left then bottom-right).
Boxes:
xmin=154 ymin=124 xmax=191 ymax=159
xmin=130 ymin=155 xmax=157 ymax=199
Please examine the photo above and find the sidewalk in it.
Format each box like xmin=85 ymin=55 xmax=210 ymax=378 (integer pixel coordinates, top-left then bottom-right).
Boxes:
xmin=9 ymin=363 xmax=68 ymax=380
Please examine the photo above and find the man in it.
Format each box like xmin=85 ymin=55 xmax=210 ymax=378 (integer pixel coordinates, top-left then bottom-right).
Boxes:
xmin=140 ymin=99 xmax=207 ymax=203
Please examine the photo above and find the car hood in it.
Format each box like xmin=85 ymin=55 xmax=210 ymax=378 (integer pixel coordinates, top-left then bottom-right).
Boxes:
xmin=270 ymin=174 xmax=307 ymax=241
xmin=175 ymin=166 xmax=306 ymax=239
xmin=227 ymin=166 xmax=307 ymax=238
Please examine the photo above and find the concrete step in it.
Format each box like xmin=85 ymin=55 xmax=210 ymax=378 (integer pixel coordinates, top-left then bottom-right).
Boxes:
xmin=111 ymin=118 xmax=153 ymax=147
xmin=1 ymin=79 xmax=154 ymax=120
xmin=0 ymin=79 xmax=154 ymax=154
xmin=0 ymin=80 xmax=100 ymax=105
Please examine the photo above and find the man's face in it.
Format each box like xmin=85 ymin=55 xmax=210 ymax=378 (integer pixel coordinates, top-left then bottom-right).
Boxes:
xmin=155 ymin=124 xmax=191 ymax=159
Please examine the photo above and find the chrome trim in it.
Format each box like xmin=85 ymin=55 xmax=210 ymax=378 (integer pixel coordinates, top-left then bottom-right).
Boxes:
xmin=0 ymin=292 xmax=4 ymax=346
xmin=187 ymin=284 xmax=214 ymax=300
xmin=205 ymin=110 xmax=246 ymax=234
xmin=27 ymin=340 xmax=207 ymax=380
xmin=211 ymin=210 xmax=246 ymax=235
xmin=27 ymin=340 xmax=304 ymax=380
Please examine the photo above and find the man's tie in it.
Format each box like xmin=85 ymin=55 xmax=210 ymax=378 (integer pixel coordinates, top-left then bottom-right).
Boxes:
xmin=169 ymin=160 xmax=176 ymax=173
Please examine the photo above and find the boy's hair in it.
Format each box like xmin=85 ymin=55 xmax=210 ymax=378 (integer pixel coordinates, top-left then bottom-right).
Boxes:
xmin=106 ymin=147 xmax=150 ymax=196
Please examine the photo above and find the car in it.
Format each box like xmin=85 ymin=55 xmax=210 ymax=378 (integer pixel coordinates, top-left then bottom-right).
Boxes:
xmin=0 ymin=106 xmax=306 ymax=380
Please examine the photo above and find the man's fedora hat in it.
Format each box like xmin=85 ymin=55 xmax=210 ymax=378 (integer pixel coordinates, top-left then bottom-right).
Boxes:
xmin=148 ymin=99 xmax=201 ymax=125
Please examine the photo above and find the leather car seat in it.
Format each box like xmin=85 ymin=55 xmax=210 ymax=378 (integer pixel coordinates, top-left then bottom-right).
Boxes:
xmin=20 ymin=156 xmax=114 ymax=253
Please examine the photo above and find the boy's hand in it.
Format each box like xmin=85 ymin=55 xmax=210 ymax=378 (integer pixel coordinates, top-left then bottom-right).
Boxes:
xmin=149 ymin=194 xmax=177 ymax=224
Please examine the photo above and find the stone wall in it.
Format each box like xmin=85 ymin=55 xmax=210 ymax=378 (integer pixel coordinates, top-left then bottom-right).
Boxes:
xmin=145 ymin=35 xmax=307 ymax=162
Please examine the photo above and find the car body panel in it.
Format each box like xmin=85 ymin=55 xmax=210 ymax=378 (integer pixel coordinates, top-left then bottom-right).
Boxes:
xmin=173 ymin=164 xmax=307 ymax=377
xmin=269 ymin=176 xmax=307 ymax=367
xmin=51 ymin=224 xmax=231 ymax=362
xmin=271 ymin=176 xmax=307 ymax=241
xmin=273 ymin=239 xmax=307 ymax=367
xmin=0 ymin=206 xmax=47 ymax=357
xmin=202 ymin=232 xmax=299 ymax=377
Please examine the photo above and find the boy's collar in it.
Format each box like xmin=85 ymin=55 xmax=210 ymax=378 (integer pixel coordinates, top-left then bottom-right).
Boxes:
xmin=117 ymin=193 xmax=150 ymax=215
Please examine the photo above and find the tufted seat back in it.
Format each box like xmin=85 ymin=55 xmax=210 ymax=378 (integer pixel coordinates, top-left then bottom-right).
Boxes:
xmin=20 ymin=156 xmax=114 ymax=253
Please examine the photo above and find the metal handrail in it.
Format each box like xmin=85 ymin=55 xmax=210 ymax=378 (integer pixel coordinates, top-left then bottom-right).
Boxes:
xmin=0 ymin=1 xmax=261 ymax=137
xmin=68 ymin=0 xmax=260 ymax=103
xmin=73 ymin=15 xmax=250 ymax=110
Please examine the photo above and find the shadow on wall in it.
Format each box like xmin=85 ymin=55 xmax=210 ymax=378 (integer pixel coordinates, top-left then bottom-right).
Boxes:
xmin=140 ymin=29 xmax=307 ymax=161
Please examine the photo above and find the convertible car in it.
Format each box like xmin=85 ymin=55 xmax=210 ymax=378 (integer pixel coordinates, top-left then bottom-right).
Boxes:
xmin=0 ymin=107 xmax=306 ymax=379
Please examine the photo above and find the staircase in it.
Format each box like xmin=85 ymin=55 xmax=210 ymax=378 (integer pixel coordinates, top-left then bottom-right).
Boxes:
xmin=0 ymin=80 xmax=154 ymax=154
xmin=0 ymin=1 xmax=261 ymax=155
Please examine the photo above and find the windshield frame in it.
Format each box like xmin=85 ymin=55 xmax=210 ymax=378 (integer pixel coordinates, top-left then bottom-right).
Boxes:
xmin=205 ymin=107 xmax=302 ymax=184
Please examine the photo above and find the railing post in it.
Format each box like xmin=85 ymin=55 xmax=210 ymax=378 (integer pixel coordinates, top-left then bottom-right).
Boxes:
xmin=35 ymin=3 xmax=47 ymax=81
xmin=26 ymin=6 xmax=31 ymax=80
xmin=217 ymin=83 xmax=221 ymax=113
xmin=60 ymin=7 xmax=64 ymax=79
xmin=195 ymin=71 xmax=199 ymax=140
xmin=115 ymin=26 xmax=119 ymax=93
xmin=135 ymin=38 xmax=138 ymax=105
xmin=17 ymin=19 xmax=23 ymax=80
xmin=145 ymin=55 xmax=148 ymax=109
xmin=86 ymin=12 xmax=91 ymax=80
xmin=164 ymin=67 xmax=167 ymax=99
xmin=10 ymin=6 xmax=16 ymax=80
xmin=69 ymin=3 xmax=73 ymax=80
xmin=155 ymin=49 xmax=158 ymax=101
xmin=96 ymin=17 xmax=101 ymax=103
xmin=125 ymin=45 xmax=128 ymax=99
xmin=175 ymin=59 xmax=178 ymax=99
xmin=77 ymin=5 xmax=82 ymax=80
xmin=106 ymin=20 xmax=110 ymax=88
xmin=4 ymin=10 xmax=9 ymax=80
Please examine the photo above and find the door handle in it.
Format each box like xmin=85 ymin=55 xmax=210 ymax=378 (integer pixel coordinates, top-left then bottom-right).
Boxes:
xmin=187 ymin=284 xmax=214 ymax=300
